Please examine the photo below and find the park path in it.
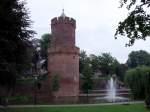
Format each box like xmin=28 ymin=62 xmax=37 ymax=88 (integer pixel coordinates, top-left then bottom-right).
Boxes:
xmin=0 ymin=101 xmax=144 ymax=108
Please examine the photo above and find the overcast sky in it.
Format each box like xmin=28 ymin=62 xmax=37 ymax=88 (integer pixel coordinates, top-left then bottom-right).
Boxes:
xmin=26 ymin=0 xmax=150 ymax=63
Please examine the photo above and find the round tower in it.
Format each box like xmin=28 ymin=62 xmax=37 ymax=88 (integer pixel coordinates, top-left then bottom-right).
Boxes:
xmin=48 ymin=10 xmax=79 ymax=97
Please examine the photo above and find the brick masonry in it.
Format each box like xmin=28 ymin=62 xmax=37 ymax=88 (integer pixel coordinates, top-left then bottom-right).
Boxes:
xmin=48 ymin=15 xmax=79 ymax=97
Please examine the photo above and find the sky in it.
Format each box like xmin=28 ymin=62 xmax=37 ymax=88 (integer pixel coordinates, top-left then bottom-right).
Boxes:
xmin=26 ymin=0 xmax=150 ymax=63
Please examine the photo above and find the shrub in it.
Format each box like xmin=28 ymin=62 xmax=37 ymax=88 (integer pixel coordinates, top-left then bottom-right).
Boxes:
xmin=51 ymin=74 xmax=60 ymax=91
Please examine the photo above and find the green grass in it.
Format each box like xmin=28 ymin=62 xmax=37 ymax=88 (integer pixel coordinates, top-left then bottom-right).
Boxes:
xmin=0 ymin=104 xmax=150 ymax=112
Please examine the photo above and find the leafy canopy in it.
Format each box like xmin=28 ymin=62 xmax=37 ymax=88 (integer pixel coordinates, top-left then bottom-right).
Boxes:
xmin=0 ymin=0 xmax=35 ymax=87
xmin=127 ymin=50 xmax=150 ymax=68
xmin=115 ymin=0 xmax=150 ymax=46
xmin=40 ymin=33 xmax=51 ymax=58
xmin=125 ymin=65 xmax=150 ymax=99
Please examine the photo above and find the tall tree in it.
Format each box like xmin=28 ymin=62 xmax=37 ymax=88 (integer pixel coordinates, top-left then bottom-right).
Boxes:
xmin=40 ymin=33 xmax=51 ymax=59
xmin=98 ymin=53 xmax=119 ymax=75
xmin=80 ymin=52 xmax=120 ymax=76
xmin=90 ymin=54 xmax=100 ymax=73
xmin=115 ymin=0 xmax=150 ymax=46
xmin=116 ymin=64 xmax=128 ymax=81
xmin=79 ymin=51 xmax=93 ymax=95
xmin=0 ymin=0 xmax=34 ymax=87
xmin=125 ymin=65 xmax=150 ymax=100
xmin=40 ymin=33 xmax=51 ymax=70
xmin=127 ymin=50 xmax=150 ymax=68
xmin=81 ymin=61 xmax=93 ymax=94
xmin=79 ymin=51 xmax=89 ymax=74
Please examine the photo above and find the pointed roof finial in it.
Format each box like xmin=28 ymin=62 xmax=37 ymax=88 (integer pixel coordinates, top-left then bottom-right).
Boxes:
xmin=60 ymin=8 xmax=66 ymax=18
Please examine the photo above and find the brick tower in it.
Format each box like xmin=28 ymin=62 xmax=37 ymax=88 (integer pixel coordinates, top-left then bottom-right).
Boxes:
xmin=48 ymin=10 xmax=79 ymax=97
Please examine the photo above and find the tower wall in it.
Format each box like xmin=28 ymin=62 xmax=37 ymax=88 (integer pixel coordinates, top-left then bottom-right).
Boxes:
xmin=48 ymin=16 xmax=79 ymax=97
xmin=51 ymin=17 xmax=76 ymax=47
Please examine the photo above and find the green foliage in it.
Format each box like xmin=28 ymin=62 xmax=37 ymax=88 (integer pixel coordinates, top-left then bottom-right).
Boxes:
xmin=79 ymin=51 xmax=120 ymax=77
xmin=115 ymin=0 xmax=150 ymax=46
xmin=81 ymin=61 xmax=93 ymax=93
xmin=98 ymin=53 xmax=120 ymax=75
xmin=90 ymin=54 xmax=100 ymax=73
xmin=144 ymin=71 xmax=150 ymax=107
xmin=125 ymin=65 xmax=150 ymax=99
xmin=79 ymin=50 xmax=90 ymax=74
xmin=40 ymin=33 xmax=51 ymax=58
xmin=127 ymin=50 xmax=150 ymax=68
xmin=51 ymin=74 xmax=60 ymax=91
xmin=0 ymin=0 xmax=34 ymax=87
xmin=1 ymin=95 xmax=31 ymax=104
xmin=39 ymin=33 xmax=51 ymax=70
xmin=116 ymin=64 xmax=128 ymax=81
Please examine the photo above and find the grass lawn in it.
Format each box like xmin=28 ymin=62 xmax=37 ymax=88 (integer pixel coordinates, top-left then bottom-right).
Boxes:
xmin=0 ymin=103 xmax=150 ymax=112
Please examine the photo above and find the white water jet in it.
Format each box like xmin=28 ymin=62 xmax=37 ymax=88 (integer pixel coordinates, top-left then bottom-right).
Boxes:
xmin=107 ymin=77 xmax=116 ymax=101
xmin=94 ymin=76 xmax=130 ymax=102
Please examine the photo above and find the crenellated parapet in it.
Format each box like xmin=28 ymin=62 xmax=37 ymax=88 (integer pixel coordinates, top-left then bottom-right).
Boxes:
xmin=50 ymin=15 xmax=76 ymax=47
xmin=51 ymin=16 xmax=76 ymax=28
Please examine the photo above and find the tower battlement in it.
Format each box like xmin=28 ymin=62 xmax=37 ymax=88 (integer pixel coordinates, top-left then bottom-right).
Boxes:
xmin=51 ymin=17 xmax=76 ymax=28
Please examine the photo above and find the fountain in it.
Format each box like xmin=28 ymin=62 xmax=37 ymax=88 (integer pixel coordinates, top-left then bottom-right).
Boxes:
xmin=106 ymin=77 xmax=116 ymax=102
xmin=92 ymin=76 xmax=130 ymax=103
xmin=79 ymin=75 xmax=131 ymax=103
xmin=104 ymin=76 xmax=130 ymax=102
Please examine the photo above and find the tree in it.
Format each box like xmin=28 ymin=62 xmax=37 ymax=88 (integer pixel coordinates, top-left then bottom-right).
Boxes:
xmin=98 ymin=53 xmax=119 ymax=75
xmin=0 ymin=0 xmax=34 ymax=88
xmin=81 ymin=61 xmax=93 ymax=94
xmin=39 ymin=33 xmax=51 ymax=70
xmin=79 ymin=51 xmax=90 ymax=74
xmin=125 ymin=65 xmax=150 ymax=100
xmin=127 ymin=50 xmax=150 ymax=68
xmin=116 ymin=64 xmax=128 ymax=81
xmin=115 ymin=0 xmax=150 ymax=46
xmin=32 ymin=49 xmax=40 ymax=74
xmin=145 ymin=71 xmax=150 ymax=108
xmin=40 ymin=33 xmax=51 ymax=59
xmin=79 ymin=51 xmax=93 ymax=97
xmin=80 ymin=52 xmax=120 ymax=76
xmin=89 ymin=54 xmax=100 ymax=73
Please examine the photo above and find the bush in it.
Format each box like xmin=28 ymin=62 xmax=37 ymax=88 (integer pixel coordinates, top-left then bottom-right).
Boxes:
xmin=0 ymin=95 xmax=31 ymax=104
xmin=51 ymin=74 xmax=60 ymax=91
